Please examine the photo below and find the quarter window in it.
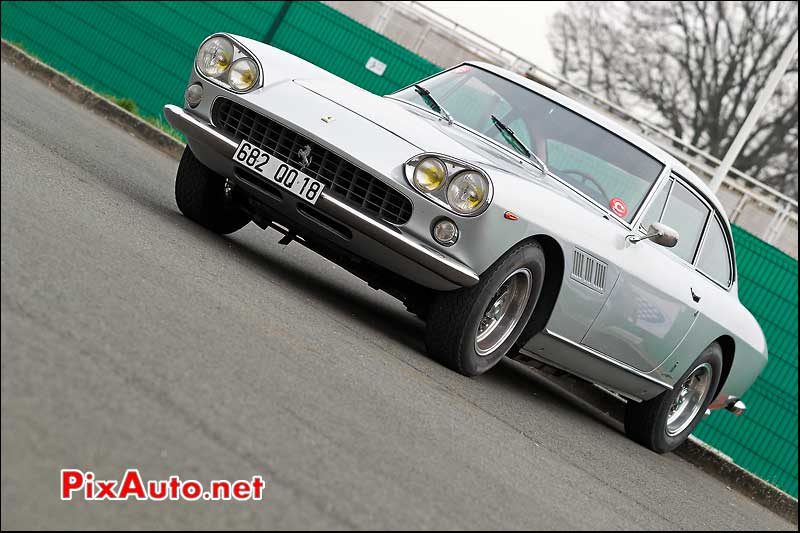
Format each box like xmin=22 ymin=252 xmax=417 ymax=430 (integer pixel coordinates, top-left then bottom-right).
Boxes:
xmin=639 ymin=178 xmax=672 ymax=232
xmin=697 ymin=217 xmax=733 ymax=286
xmin=660 ymin=182 xmax=710 ymax=263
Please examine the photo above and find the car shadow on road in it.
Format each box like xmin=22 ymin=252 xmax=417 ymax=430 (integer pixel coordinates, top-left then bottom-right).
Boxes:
xmin=491 ymin=359 xmax=627 ymax=433
xmin=215 ymin=223 xmax=428 ymax=352
xmin=167 ymin=208 xmax=627 ymax=438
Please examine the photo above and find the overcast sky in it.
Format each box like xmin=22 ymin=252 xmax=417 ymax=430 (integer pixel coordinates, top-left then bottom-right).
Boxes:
xmin=420 ymin=1 xmax=566 ymax=71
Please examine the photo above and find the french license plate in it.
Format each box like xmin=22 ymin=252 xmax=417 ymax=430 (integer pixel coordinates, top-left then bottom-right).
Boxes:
xmin=233 ymin=140 xmax=324 ymax=204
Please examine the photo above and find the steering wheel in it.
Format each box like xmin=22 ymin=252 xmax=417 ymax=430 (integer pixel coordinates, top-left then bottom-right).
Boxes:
xmin=555 ymin=168 xmax=611 ymax=206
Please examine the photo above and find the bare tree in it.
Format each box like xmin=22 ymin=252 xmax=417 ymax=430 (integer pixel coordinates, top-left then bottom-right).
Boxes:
xmin=549 ymin=1 xmax=798 ymax=197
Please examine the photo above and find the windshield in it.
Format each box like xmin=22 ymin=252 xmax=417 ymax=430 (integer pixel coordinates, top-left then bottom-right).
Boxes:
xmin=392 ymin=66 xmax=665 ymax=222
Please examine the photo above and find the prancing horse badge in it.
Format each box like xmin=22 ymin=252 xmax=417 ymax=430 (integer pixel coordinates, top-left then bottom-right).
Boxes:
xmin=321 ymin=115 xmax=335 ymax=123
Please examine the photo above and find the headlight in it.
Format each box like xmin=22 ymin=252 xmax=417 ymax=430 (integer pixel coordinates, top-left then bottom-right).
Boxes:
xmin=404 ymin=154 xmax=492 ymax=216
xmin=413 ymin=157 xmax=447 ymax=191
xmin=446 ymin=171 xmax=489 ymax=215
xmin=196 ymin=36 xmax=234 ymax=77
xmin=228 ymin=58 xmax=259 ymax=91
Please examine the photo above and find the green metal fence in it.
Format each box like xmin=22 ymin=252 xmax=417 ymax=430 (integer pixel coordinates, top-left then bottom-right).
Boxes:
xmin=271 ymin=2 xmax=439 ymax=95
xmin=0 ymin=1 xmax=438 ymax=119
xmin=2 ymin=0 xmax=797 ymax=498
xmin=694 ymin=226 xmax=798 ymax=497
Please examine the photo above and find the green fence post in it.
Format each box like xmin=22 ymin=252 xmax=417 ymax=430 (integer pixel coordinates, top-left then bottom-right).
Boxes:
xmin=264 ymin=0 xmax=292 ymax=44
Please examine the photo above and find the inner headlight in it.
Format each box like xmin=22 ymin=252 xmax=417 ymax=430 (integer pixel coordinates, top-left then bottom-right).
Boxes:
xmin=196 ymin=36 xmax=234 ymax=77
xmin=228 ymin=58 xmax=259 ymax=91
xmin=446 ymin=171 xmax=489 ymax=214
xmin=413 ymin=157 xmax=447 ymax=191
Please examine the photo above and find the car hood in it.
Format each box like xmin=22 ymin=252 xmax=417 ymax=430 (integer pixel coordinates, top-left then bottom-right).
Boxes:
xmin=295 ymin=78 xmax=540 ymax=179
xmin=293 ymin=78 xmax=613 ymax=219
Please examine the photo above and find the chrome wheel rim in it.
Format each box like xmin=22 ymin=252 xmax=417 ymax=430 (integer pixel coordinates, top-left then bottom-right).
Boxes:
xmin=666 ymin=362 xmax=713 ymax=436
xmin=475 ymin=268 xmax=532 ymax=356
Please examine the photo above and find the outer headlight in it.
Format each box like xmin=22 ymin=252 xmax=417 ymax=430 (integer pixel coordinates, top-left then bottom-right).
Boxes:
xmin=196 ymin=36 xmax=234 ymax=77
xmin=413 ymin=157 xmax=447 ymax=191
xmin=228 ymin=58 xmax=259 ymax=91
xmin=446 ymin=171 xmax=489 ymax=215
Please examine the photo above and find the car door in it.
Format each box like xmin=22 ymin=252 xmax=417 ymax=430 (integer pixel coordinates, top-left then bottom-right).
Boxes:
xmin=580 ymin=176 xmax=710 ymax=372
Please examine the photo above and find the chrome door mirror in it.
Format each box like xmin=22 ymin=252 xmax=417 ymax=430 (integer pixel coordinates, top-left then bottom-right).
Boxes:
xmin=629 ymin=222 xmax=679 ymax=248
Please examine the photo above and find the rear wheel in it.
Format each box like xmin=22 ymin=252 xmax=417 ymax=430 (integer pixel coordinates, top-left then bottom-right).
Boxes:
xmin=425 ymin=241 xmax=546 ymax=377
xmin=175 ymin=146 xmax=250 ymax=234
xmin=624 ymin=342 xmax=723 ymax=453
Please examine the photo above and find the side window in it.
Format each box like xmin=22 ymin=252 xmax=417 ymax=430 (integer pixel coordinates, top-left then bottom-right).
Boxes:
xmin=639 ymin=178 xmax=672 ymax=231
xmin=697 ymin=216 xmax=733 ymax=286
xmin=660 ymin=182 xmax=710 ymax=263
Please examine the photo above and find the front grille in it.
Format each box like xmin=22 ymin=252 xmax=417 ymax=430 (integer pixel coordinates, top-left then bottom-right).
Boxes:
xmin=213 ymin=98 xmax=412 ymax=225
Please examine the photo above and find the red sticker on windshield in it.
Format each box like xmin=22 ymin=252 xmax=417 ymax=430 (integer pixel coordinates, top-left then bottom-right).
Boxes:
xmin=455 ymin=65 xmax=472 ymax=74
xmin=610 ymin=197 xmax=628 ymax=218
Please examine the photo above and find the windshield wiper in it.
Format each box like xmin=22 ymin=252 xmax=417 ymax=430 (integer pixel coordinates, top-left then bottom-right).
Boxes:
xmin=414 ymin=84 xmax=453 ymax=125
xmin=490 ymin=114 xmax=549 ymax=174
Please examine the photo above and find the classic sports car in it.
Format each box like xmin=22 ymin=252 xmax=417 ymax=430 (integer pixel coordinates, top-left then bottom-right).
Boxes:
xmin=164 ymin=33 xmax=766 ymax=453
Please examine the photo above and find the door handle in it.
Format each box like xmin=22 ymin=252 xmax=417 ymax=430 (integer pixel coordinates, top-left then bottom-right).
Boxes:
xmin=691 ymin=288 xmax=701 ymax=303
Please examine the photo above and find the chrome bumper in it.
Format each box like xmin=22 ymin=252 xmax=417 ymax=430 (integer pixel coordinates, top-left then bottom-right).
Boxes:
xmin=726 ymin=398 xmax=747 ymax=416
xmin=163 ymin=104 xmax=479 ymax=288
xmin=706 ymin=395 xmax=747 ymax=418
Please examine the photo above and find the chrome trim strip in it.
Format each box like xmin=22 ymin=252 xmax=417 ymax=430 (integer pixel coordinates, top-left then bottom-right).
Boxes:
xmin=637 ymin=177 xmax=675 ymax=233
xmin=164 ymin=104 xmax=238 ymax=157
xmin=631 ymin=166 xmax=672 ymax=232
xmin=163 ymin=104 xmax=480 ymax=288
xmin=315 ymin=195 xmax=479 ymax=287
xmin=542 ymin=328 xmax=673 ymax=390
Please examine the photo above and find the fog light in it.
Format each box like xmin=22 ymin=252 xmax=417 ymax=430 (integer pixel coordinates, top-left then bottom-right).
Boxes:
xmin=432 ymin=218 xmax=459 ymax=246
xmin=185 ymin=83 xmax=203 ymax=108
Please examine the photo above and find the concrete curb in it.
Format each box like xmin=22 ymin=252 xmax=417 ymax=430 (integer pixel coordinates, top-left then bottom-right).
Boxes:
xmin=1 ymin=38 xmax=185 ymax=160
xmin=519 ymin=364 xmax=798 ymax=525
xmin=3 ymin=38 xmax=797 ymax=526
xmin=676 ymin=437 xmax=798 ymax=525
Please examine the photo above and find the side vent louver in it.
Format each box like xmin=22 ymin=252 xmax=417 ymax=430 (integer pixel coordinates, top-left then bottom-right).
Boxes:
xmin=571 ymin=249 xmax=607 ymax=293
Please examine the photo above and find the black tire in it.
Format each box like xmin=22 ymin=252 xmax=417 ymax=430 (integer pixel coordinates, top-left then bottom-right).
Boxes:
xmin=425 ymin=241 xmax=546 ymax=377
xmin=624 ymin=342 xmax=723 ymax=453
xmin=175 ymin=146 xmax=250 ymax=234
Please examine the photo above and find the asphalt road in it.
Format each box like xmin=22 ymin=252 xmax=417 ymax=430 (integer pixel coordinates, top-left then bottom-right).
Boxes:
xmin=0 ymin=61 xmax=793 ymax=530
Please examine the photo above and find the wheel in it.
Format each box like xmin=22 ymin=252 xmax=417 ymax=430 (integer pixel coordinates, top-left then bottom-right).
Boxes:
xmin=174 ymin=146 xmax=250 ymax=234
xmin=624 ymin=342 xmax=723 ymax=453
xmin=425 ymin=241 xmax=546 ymax=377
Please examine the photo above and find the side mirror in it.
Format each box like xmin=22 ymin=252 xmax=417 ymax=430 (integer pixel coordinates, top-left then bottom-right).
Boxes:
xmin=629 ymin=222 xmax=679 ymax=248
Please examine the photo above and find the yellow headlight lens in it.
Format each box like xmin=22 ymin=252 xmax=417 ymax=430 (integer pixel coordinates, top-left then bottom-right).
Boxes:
xmin=228 ymin=58 xmax=259 ymax=91
xmin=446 ymin=171 xmax=488 ymax=214
xmin=196 ymin=36 xmax=233 ymax=78
xmin=413 ymin=157 xmax=447 ymax=191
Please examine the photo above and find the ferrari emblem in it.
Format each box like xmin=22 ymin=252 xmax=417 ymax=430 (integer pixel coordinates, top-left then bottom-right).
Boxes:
xmin=321 ymin=115 xmax=335 ymax=123
xmin=296 ymin=145 xmax=312 ymax=169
